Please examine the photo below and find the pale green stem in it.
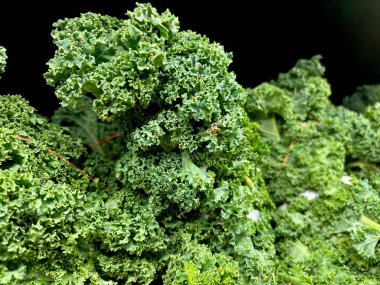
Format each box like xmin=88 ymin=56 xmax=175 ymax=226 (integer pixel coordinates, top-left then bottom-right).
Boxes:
xmin=360 ymin=215 xmax=380 ymax=233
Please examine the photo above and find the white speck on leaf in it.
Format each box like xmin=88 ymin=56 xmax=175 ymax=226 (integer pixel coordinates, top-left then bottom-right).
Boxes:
xmin=341 ymin=176 xmax=353 ymax=185
xmin=278 ymin=203 xmax=288 ymax=211
xmin=299 ymin=190 xmax=319 ymax=200
xmin=247 ymin=209 xmax=261 ymax=222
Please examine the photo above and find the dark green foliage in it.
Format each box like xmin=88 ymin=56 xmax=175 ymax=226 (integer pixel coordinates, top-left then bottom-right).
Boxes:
xmin=1 ymin=3 xmax=380 ymax=284
xmin=42 ymin=3 xmax=275 ymax=284
xmin=0 ymin=95 xmax=91 ymax=284
xmin=0 ymin=46 xmax=6 ymax=76
xmin=343 ymin=84 xmax=380 ymax=113
xmin=246 ymin=56 xmax=380 ymax=284
xmin=45 ymin=4 xmax=179 ymax=121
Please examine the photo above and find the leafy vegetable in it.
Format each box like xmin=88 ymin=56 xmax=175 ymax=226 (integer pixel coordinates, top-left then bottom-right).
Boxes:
xmin=45 ymin=3 xmax=275 ymax=284
xmin=343 ymin=84 xmax=380 ymax=113
xmin=1 ymin=3 xmax=379 ymax=284
xmin=0 ymin=46 xmax=6 ymax=76
xmin=0 ymin=95 xmax=91 ymax=284
xmin=246 ymin=56 xmax=380 ymax=284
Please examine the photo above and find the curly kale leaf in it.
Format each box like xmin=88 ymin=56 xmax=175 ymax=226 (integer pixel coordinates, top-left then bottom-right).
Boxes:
xmin=45 ymin=3 xmax=179 ymax=121
xmin=344 ymin=84 xmax=380 ymax=113
xmin=246 ymin=55 xmax=331 ymax=122
xmin=0 ymin=95 xmax=92 ymax=284
xmin=338 ymin=107 xmax=380 ymax=163
xmin=352 ymin=216 xmax=380 ymax=259
xmin=0 ymin=46 xmax=6 ymax=76
xmin=0 ymin=96 xmax=167 ymax=284
xmin=46 ymin=3 xmax=275 ymax=284
xmin=363 ymin=102 xmax=380 ymax=129
xmin=246 ymin=57 xmax=380 ymax=284
xmin=116 ymin=150 xmax=215 ymax=213
xmin=354 ymin=233 xmax=380 ymax=259
xmin=163 ymin=237 xmax=242 ymax=284
xmin=0 ymin=95 xmax=86 ymax=172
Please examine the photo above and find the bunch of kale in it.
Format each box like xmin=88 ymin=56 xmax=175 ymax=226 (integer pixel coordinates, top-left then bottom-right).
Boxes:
xmin=246 ymin=57 xmax=380 ymax=284
xmin=0 ymin=3 xmax=379 ymax=285
xmin=1 ymin=4 xmax=274 ymax=284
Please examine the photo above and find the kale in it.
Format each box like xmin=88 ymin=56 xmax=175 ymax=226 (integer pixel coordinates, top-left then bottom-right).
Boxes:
xmin=0 ymin=3 xmax=379 ymax=285
xmin=246 ymin=56 xmax=380 ymax=284
xmin=1 ymin=4 xmax=274 ymax=284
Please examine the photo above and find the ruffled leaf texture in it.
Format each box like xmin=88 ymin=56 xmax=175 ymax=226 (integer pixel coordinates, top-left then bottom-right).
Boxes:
xmin=246 ymin=56 xmax=380 ymax=284
xmin=43 ymin=3 xmax=275 ymax=284
xmin=343 ymin=84 xmax=380 ymax=113
xmin=0 ymin=95 xmax=93 ymax=284
xmin=0 ymin=46 xmax=6 ymax=76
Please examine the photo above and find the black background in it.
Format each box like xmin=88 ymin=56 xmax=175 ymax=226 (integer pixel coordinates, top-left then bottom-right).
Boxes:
xmin=0 ymin=0 xmax=379 ymax=116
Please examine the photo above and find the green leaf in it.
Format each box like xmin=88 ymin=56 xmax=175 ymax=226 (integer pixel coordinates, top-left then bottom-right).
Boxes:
xmin=0 ymin=46 xmax=6 ymax=76
xmin=354 ymin=233 xmax=380 ymax=259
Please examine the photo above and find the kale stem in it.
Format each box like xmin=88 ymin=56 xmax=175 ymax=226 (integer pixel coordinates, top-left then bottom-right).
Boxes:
xmin=345 ymin=161 xmax=380 ymax=172
xmin=360 ymin=215 xmax=380 ymax=233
